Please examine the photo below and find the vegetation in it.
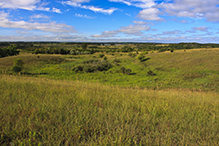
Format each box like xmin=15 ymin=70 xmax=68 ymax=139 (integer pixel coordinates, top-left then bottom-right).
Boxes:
xmin=0 ymin=42 xmax=219 ymax=145
xmin=0 ymin=45 xmax=19 ymax=58
xmin=12 ymin=59 xmax=24 ymax=73
xmin=1 ymin=75 xmax=219 ymax=145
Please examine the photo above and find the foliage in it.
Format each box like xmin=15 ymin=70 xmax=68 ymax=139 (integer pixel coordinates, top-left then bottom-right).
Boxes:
xmin=1 ymin=75 xmax=219 ymax=145
xmin=128 ymin=53 xmax=137 ymax=57
xmin=103 ymin=56 xmax=108 ymax=61
xmin=99 ymin=54 xmax=105 ymax=58
xmin=113 ymin=58 xmax=121 ymax=63
xmin=137 ymin=54 xmax=145 ymax=62
xmin=1 ymin=46 xmax=219 ymax=91
xmin=121 ymin=46 xmax=134 ymax=52
xmin=147 ymin=70 xmax=156 ymax=76
xmin=12 ymin=59 xmax=24 ymax=73
xmin=73 ymin=60 xmax=112 ymax=73
xmin=82 ymin=43 xmax=88 ymax=50
xmin=72 ymin=65 xmax=84 ymax=73
xmin=0 ymin=45 xmax=19 ymax=58
xmin=125 ymin=68 xmax=132 ymax=75
xmin=120 ymin=66 xmax=126 ymax=74
xmin=120 ymin=67 xmax=132 ymax=75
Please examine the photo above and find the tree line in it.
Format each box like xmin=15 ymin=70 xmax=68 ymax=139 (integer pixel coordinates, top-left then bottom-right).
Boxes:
xmin=0 ymin=45 xmax=20 ymax=58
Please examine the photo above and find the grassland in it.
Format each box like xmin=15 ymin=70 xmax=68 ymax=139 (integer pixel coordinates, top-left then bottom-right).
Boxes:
xmin=1 ymin=46 xmax=219 ymax=145
xmin=1 ymin=74 xmax=219 ymax=145
xmin=1 ymin=48 xmax=219 ymax=91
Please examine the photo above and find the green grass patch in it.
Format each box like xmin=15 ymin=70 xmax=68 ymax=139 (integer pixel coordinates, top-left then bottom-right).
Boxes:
xmin=1 ymin=75 xmax=219 ymax=145
xmin=0 ymin=48 xmax=219 ymax=91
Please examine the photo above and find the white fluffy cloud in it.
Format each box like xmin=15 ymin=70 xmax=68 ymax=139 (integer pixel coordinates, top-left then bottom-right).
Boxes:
xmin=70 ymin=0 xmax=90 ymax=3
xmin=158 ymin=0 xmax=219 ymax=22
xmin=75 ymin=13 xmax=95 ymax=19
xmin=192 ymin=26 xmax=208 ymax=32
xmin=52 ymin=8 xmax=62 ymax=13
xmin=0 ymin=0 xmax=61 ymax=13
xmin=91 ymin=22 xmax=151 ymax=38
xmin=0 ymin=11 xmax=76 ymax=33
xmin=0 ymin=0 xmax=40 ymax=7
xmin=30 ymin=14 xmax=50 ymax=19
xmin=137 ymin=8 xmax=163 ymax=21
xmin=109 ymin=0 xmax=155 ymax=8
xmin=63 ymin=1 xmax=117 ymax=15
xmin=0 ymin=34 xmax=87 ymax=41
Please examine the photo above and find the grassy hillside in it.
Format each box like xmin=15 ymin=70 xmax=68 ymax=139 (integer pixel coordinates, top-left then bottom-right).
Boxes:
xmin=1 ymin=48 xmax=219 ymax=91
xmin=1 ymin=74 xmax=219 ymax=145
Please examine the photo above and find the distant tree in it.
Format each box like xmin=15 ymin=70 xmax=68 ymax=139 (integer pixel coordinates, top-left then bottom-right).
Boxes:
xmin=103 ymin=56 xmax=108 ymax=60
xmin=82 ymin=43 xmax=88 ymax=50
xmin=137 ymin=54 xmax=145 ymax=62
xmin=12 ymin=59 xmax=24 ymax=73
xmin=99 ymin=54 xmax=105 ymax=58
xmin=125 ymin=68 xmax=132 ymax=75
xmin=120 ymin=67 xmax=126 ymax=74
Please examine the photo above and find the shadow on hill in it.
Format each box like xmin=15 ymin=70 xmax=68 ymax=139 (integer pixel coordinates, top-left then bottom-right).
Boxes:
xmin=21 ymin=72 xmax=48 ymax=75
xmin=129 ymin=73 xmax=136 ymax=75
xmin=141 ymin=58 xmax=151 ymax=62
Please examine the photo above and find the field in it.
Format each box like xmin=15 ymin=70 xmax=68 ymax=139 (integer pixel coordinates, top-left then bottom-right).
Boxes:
xmin=1 ymin=43 xmax=219 ymax=145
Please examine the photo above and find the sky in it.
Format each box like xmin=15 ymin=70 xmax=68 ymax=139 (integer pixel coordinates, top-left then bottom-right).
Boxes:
xmin=0 ymin=0 xmax=219 ymax=43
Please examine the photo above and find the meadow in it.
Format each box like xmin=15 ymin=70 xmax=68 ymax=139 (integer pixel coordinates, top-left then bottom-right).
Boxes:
xmin=0 ymin=43 xmax=219 ymax=145
xmin=1 ymin=47 xmax=219 ymax=91
xmin=1 ymin=75 xmax=219 ymax=145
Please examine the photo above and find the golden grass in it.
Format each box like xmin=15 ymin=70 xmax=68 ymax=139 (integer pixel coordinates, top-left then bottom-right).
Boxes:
xmin=1 ymin=74 xmax=219 ymax=145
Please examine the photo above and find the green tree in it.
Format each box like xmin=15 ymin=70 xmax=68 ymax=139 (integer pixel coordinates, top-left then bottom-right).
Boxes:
xmin=12 ymin=59 xmax=24 ymax=73
xmin=125 ymin=68 xmax=132 ymax=75
xmin=82 ymin=43 xmax=88 ymax=50
xmin=120 ymin=67 xmax=126 ymax=74
xmin=99 ymin=54 xmax=105 ymax=58
xmin=137 ymin=54 xmax=145 ymax=62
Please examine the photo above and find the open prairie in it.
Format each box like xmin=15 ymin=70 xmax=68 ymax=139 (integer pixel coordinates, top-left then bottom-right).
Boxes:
xmin=1 ymin=43 xmax=219 ymax=145
xmin=1 ymin=75 xmax=219 ymax=145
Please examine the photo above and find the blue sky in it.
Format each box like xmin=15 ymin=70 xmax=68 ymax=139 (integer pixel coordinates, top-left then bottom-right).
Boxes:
xmin=0 ymin=0 xmax=219 ymax=43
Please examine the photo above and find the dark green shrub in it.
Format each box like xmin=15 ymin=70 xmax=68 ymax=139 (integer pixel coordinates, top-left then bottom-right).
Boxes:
xmin=12 ymin=59 xmax=24 ymax=73
xmin=82 ymin=43 xmax=88 ymax=50
xmin=125 ymin=68 xmax=132 ymax=75
xmin=137 ymin=54 xmax=145 ymax=62
xmin=120 ymin=67 xmax=126 ymax=74
xmin=99 ymin=54 xmax=105 ymax=58
xmin=147 ymin=70 xmax=156 ymax=76
xmin=74 ymin=60 xmax=112 ymax=73
xmin=158 ymin=48 xmax=167 ymax=53
xmin=113 ymin=58 xmax=121 ymax=63
xmin=84 ymin=66 xmax=95 ymax=73
xmin=132 ymin=53 xmax=137 ymax=57
xmin=73 ymin=65 xmax=83 ymax=73
xmin=83 ymin=59 xmax=98 ymax=64
xmin=128 ymin=53 xmax=133 ymax=57
xmin=103 ymin=56 xmax=108 ymax=61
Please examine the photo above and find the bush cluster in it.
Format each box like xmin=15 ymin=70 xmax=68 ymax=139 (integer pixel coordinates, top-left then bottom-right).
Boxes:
xmin=99 ymin=54 xmax=105 ymax=58
xmin=0 ymin=46 xmax=19 ymax=58
xmin=137 ymin=54 xmax=145 ymax=62
xmin=73 ymin=60 xmax=112 ymax=73
xmin=120 ymin=67 xmax=132 ymax=75
xmin=147 ymin=70 xmax=156 ymax=76
xmin=128 ymin=53 xmax=137 ymax=57
xmin=12 ymin=59 xmax=24 ymax=73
